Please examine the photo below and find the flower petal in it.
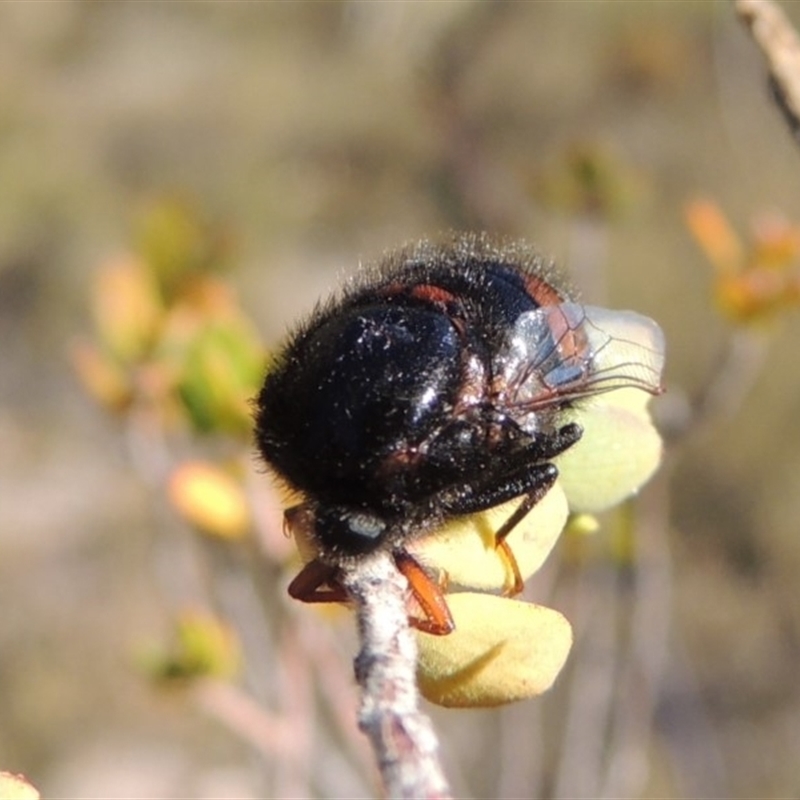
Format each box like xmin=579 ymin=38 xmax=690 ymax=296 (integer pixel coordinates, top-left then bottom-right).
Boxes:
xmin=0 ymin=773 xmax=40 ymax=800
xmin=408 ymin=484 xmax=568 ymax=593
xmin=555 ymin=389 xmax=662 ymax=512
xmin=416 ymin=592 xmax=572 ymax=707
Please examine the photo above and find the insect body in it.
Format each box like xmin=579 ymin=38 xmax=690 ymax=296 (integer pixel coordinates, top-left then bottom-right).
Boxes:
xmin=255 ymin=235 xmax=664 ymax=634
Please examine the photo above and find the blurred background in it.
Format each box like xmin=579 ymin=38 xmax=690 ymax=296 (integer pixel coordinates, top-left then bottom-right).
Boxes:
xmin=2 ymin=2 xmax=800 ymax=798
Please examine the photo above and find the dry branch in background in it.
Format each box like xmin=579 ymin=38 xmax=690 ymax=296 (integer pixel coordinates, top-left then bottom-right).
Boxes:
xmin=737 ymin=0 xmax=800 ymax=140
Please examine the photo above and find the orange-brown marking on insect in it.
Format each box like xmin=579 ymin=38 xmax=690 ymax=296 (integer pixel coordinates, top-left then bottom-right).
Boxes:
xmin=544 ymin=305 xmax=591 ymax=380
xmin=407 ymin=284 xmax=458 ymax=306
xmin=523 ymin=274 xmax=565 ymax=307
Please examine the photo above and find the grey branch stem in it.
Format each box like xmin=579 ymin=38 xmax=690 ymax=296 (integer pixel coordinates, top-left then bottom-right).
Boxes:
xmin=339 ymin=551 xmax=453 ymax=800
xmin=737 ymin=0 xmax=800 ymax=141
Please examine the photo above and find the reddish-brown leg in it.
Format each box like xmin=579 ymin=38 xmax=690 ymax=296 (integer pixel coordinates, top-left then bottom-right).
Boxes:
xmin=496 ymin=540 xmax=524 ymax=597
xmin=287 ymin=552 xmax=455 ymax=635
xmin=394 ymin=550 xmax=455 ymax=636
xmin=492 ymin=489 xmax=554 ymax=597
xmin=287 ymin=559 xmax=349 ymax=603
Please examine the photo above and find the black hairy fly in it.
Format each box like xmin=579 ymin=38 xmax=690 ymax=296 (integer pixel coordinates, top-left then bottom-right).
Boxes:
xmin=255 ymin=234 xmax=664 ymax=634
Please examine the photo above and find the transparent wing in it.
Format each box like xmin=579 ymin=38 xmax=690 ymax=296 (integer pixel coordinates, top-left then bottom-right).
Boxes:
xmin=495 ymin=302 xmax=665 ymax=412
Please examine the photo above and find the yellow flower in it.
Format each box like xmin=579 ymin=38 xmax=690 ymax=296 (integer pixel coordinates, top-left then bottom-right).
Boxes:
xmin=407 ymin=485 xmax=568 ymax=594
xmin=416 ymin=593 xmax=572 ymax=708
xmin=555 ymin=387 xmax=663 ymax=513
xmin=168 ymin=461 xmax=250 ymax=540
xmin=139 ymin=610 xmax=242 ymax=684
xmin=0 ymin=773 xmax=40 ymax=800
xmin=685 ymin=198 xmax=800 ymax=323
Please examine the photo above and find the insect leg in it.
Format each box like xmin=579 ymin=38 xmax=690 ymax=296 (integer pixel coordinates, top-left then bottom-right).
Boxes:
xmin=287 ymin=559 xmax=349 ymax=603
xmin=438 ymin=462 xmax=557 ymax=518
xmin=438 ymin=461 xmax=559 ymax=597
xmin=288 ymin=553 xmax=456 ymax=635
xmin=394 ymin=550 xmax=455 ymax=636
xmin=492 ymin=466 xmax=560 ymax=595
xmin=528 ymin=422 xmax=583 ymax=460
